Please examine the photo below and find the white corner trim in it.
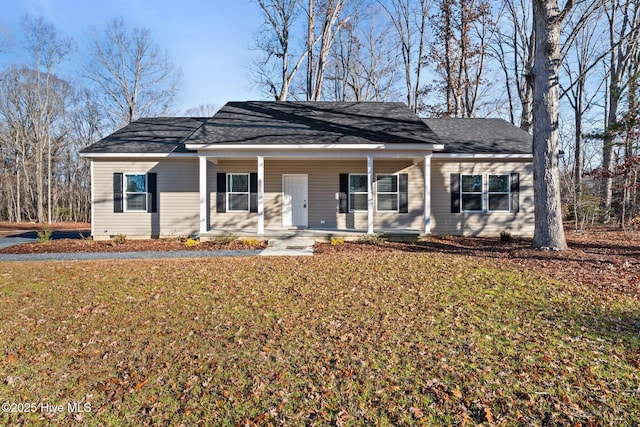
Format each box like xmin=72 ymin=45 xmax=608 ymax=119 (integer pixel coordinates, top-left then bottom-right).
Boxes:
xmin=90 ymin=160 xmax=95 ymax=237
xmin=199 ymin=156 xmax=207 ymax=234
xmin=257 ymin=156 xmax=264 ymax=235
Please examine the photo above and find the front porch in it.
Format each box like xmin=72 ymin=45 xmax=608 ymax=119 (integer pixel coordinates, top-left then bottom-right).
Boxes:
xmin=195 ymin=153 xmax=436 ymax=238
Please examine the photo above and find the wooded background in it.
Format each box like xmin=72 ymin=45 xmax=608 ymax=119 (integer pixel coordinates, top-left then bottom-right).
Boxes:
xmin=0 ymin=0 xmax=638 ymax=232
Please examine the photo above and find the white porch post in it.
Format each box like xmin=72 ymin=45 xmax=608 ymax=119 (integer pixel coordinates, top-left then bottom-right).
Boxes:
xmin=257 ymin=155 xmax=264 ymax=234
xmin=199 ymin=155 xmax=208 ymax=235
xmin=367 ymin=154 xmax=374 ymax=234
xmin=423 ymin=154 xmax=432 ymax=235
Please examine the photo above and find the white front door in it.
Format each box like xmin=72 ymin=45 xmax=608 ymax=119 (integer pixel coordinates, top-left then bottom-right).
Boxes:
xmin=282 ymin=174 xmax=308 ymax=228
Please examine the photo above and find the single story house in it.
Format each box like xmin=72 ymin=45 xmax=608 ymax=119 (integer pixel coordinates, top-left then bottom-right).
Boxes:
xmin=79 ymin=101 xmax=534 ymax=240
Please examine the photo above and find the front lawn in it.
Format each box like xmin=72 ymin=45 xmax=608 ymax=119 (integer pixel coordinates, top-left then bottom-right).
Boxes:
xmin=0 ymin=251 xmax=638 ymax=425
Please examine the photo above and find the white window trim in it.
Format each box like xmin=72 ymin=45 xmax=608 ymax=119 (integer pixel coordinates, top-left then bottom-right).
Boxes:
xmin=487 ymin=174 xmax=511 ymax=212
xmin=349 ymin=173 xmax=368 ymax=212
xmin=459 ymin=174 xmax=512 ymax=213
xmin=375 ymin=174 xmax=399 ymax=212
xmin=124 ymin=173 xmax=148 ymax=212
xmin=227 ymin=173 xmax=250 ymax=212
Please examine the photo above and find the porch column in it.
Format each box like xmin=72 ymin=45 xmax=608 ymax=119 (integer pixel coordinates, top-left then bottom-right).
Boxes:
xmin=367 ymin=154 xmax=374 ymax=234
xmin=199 ymin=155 xmax=207 ymax=235
xmin=257 ymin=155 xmax=264 ymax=234
xmin=423 ymin=154 xmax=432 ymax=235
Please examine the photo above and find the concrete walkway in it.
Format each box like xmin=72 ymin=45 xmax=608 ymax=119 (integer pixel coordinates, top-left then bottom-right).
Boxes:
xmin=259 ymin=237 xmax=315 ymax=256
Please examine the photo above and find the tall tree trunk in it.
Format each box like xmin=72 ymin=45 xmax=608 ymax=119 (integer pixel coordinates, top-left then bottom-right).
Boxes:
xmin=307 ymin=0 xmax=315 ymax=100
xmin=530 ymin=0 xmax=569 ymax=250
xmin=574 ymin=77 xmax=584 ymax=196
xmin=602 ymin=81 xmax=620 ymax=221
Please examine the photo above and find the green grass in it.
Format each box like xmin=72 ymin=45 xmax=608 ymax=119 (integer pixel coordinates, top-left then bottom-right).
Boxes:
xmin=0 ymin=252 xmax=638 ymax=425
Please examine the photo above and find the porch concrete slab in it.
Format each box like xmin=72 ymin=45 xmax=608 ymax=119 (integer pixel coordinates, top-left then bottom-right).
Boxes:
xmin=259 ymin=237 xmax=315 ymax=256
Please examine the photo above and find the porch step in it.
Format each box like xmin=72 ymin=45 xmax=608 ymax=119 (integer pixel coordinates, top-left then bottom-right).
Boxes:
xmin=259 ymin=237 xmax=315 ymax=256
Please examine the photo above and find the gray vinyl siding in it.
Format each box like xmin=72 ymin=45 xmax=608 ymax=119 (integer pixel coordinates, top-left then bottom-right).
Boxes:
xmin=92 ymin=159 xmax=199 ymax=239
xmin=430 ymin=159 xmax=534 ymax=237
xmin=208 ymin=160 xmax=258 ymax=230
xmin=93 ymin=157 xmax=533 ymax=238
xmin=209 ymin=159 xmax=423 ymax=231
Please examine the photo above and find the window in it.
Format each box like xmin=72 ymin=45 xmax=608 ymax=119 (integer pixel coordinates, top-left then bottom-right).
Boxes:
xmin=461 ymin=174 xmax=483 ymax=211
xmin=488 ymin=174 xmax=510 ymax=211
xmin=125 ymin=174 xmax=147 ymax=211
xmin=376 ymin=174 xmax=398 ymax=211
xmin=227 ymin=173 xmax=249 ymax=211
xmin=451 ymin=173 xmax=519 ymax=214
xmin=349 ymin=174 xmax=368 ymax=211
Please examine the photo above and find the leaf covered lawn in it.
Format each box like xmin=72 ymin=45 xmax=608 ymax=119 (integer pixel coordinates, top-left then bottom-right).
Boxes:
xmin=0 ymin=251 xmax=638 ymax=425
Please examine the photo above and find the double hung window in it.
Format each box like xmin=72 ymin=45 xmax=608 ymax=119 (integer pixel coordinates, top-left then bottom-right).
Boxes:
xmin=349 ymin=174 xmax=368 ymax=212
xmin=376 ymin=175 xmax=398 ymax=211
xmin=227 ymin=173 xmax=250 ymax=212
xmin=125 ymin=174 xmax=147 ymax=211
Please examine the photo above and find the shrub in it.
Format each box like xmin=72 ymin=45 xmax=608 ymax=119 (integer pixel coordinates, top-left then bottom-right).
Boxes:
xmin=330 ymin=237 xmax=344 ymax=246
xmin=500 ymin=230 xmax=515 ymax=243
xmin=184 ymin=238 xmax=200 ymax=247
xmin=213 ymin=236 xmax=236 ymax=245
xmin=112 ymin=234 xmax=127 ymax=246
xmin=241 ymin=238 xmax=262 ymax=247
xmin=357 ymin=233 xmax=387 ymax=244
xmin=36 ymin=226 xmax=52 ymax=244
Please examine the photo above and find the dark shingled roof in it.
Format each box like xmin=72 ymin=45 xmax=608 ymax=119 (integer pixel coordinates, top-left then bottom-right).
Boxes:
xmin=80 ymin=104 xmax=532 ymax=156
xmin=80 ymin=117 xmax=207 ymax=154
xmin=423 ymin=118 xmax=532 ymax=154
xmin=187 ymin=101 xmax=441 ymax=145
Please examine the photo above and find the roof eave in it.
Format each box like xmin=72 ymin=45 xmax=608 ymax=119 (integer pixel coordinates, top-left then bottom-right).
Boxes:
xmin=185 ymin=142 xmax=444 ymax=151
xmin=433 ymin=153 xmax=532 ymax=160
xmin=79 ymin=152 xmax=198 ymax=158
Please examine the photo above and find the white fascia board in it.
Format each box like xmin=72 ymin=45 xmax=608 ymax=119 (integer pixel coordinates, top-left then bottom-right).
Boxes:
xmin=433 ymin=153 xmax=533 ymax=160
xmin=198 ymin=150 xmax=433 ymax=159
xmin=79 ymin=152 xmax=198 ymax=159
xmin=185 ymin=143 xmax=442 ymax=151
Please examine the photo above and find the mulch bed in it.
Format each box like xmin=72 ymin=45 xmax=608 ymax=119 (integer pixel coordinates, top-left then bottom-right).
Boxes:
xmin=0 ymin=238 xmax=267 ymax=254
xmin=315 ymin=228 xmax=640 ymax=298
xmin=1 ymin=223 xmax=637 ymax=297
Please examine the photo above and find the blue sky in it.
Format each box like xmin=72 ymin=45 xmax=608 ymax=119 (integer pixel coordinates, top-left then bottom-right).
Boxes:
xmin=1 ymin=0 xmax=267 ymax=113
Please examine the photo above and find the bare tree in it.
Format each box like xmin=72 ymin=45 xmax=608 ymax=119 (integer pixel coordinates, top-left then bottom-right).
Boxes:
xmin=184 ymin=104 xmax=220 ymax=117
xmin=58 ymin=89 xmax=100 ymax=223
xmin=380 ymin=0 xmax=430 ymax=112
xmin=22 ymin=15 xmax=74 ymax=224
xmin=325 ymin=3 xmax=399 ymax=101
xmin=86 ymin=18 xmax=182 ymax=128
xmin=599 ymin=0 xmax=640 ymax=221
xmin=253 ymin=0 xmax=310 ymax=100
xmin=0 ymin=66 xmax=71 ymax=223
xmin=492 ymin=0 xmax=534 ymax=129
xmin=530 ymin=0 xmax=578 ymax=250
xmin=559 ymin=5 xmax=607 ymax=221
xmin=307 ymin=0 xmax=349 ymax=100
xmin=430 ymin=0 xmax=495 ymax=117
xmin=0 ymin=20 xmax=12 ymax=52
